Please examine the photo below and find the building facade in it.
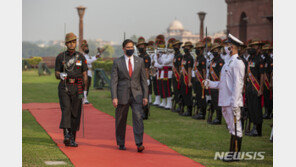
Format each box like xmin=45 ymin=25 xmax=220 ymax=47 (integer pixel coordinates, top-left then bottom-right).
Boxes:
xmin=225 ymin=0 xmax=273 ymax=43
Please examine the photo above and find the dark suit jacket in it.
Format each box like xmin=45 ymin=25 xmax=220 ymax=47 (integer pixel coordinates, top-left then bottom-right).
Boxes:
xmin=111 ymin=55 xmax=148 ymax=105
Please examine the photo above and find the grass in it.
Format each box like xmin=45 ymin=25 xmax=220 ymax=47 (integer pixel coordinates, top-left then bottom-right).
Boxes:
xmin=23 ymin=69 xmax=273 ymax=167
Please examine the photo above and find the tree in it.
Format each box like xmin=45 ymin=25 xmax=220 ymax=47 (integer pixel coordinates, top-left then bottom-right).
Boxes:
xmin=101 ymin=45 xmax=115 ymax=58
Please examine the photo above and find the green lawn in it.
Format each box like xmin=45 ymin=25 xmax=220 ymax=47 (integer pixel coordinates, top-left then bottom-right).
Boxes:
xmin=23 ymin=69 xmax=273 ymax=167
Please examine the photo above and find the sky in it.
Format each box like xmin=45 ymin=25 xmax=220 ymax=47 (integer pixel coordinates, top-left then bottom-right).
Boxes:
xmin=23 ymin=0 xmax=227 ymax=44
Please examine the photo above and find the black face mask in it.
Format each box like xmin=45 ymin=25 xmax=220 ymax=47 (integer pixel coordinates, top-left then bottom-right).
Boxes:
xmin=195 ymin=50 xmax=200 ymax=56
xmin=212 ymin=52 xmax=219 ymax=57
xmin=138 ymin=48 xmax=145 ymax=54
xmin=174 ymin=47 xmax=179 ymax=52
xmin=184 ymin=48 xmax=190 ymax=54
xmin=248 ymin=48 xmax=256 ymax=55
xmin=126 ymin=49 xmax=134 ymax=57
xmin=263 ymin=52 xmax=269 ymax=57
xmin=84 ymin=49 xmax=89 ymax=54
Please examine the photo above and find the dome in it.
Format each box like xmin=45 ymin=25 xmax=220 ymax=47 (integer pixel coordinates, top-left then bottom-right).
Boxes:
xmin=168 ymin=20 xmax=184 ymax=30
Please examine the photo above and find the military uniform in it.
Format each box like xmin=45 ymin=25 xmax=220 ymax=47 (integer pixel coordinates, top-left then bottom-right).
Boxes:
xmin=208 ymin=50 xmax=224 ymax=124
xmin=55 ymin=33 xmax=88 ymax=147
xmin=180 ymin=42 xmax=194 ymax=116
xmin=192 ymin=42 xmax=207 ymax=119
xmin=246 ymin=45 xmax=265 ymax=136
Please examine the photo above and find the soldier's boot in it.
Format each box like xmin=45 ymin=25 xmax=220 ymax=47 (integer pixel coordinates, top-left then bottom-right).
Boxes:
xmin=178 ymin=103 xmax=185 ymax=115
xmin=69 ymin=130 xmax=78 ymax=147
xmin=63 ymin=128 xmax=71 ymax=146
xmin=159 ymin=98 xmax=167 ymax=108
xmin=248 ymin=124 xmax=259 ymax=136
xmin=207 ymin=109 xmax=214 ymax=124
xmin=224 ymin=136 xmax=242 ymax=162
xmin=245 ymin=121 xmax=251 ymax=135
xmin=256 ymin=123 xmax=262 ymax=136
xmin=191 ymin=109 xmax=199 ymax=119
xmin=182 ymin=106 xmax=192 ymax=116
xmin=152 ymin=95 xmax=161 ymax=106
xmin=165 ymin=97 xmax=172 ymax=110
xmin=211 ymin=109 xmax=222 ymax=125
xmin=222 ymin=135 xmax=235 ymax=161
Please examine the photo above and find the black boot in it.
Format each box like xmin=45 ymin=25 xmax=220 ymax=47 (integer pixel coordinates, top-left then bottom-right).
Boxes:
xmin=178 ymin=104 xmax=185 ymax=115
xmin=69 ymin=130 xmax=78 ymax=147
xmin=248 ymin=124 xmax=259 ymax=136
xmin=222 ymin=135 xmax=235 ymax=162
xmin=211 ymin=109 xmax=222 ymax=125
xmin=256 ymin=123 xmax=262 ymax=136
xmin=207 ymin=109 xmax=214 ymax=124
xmin=171 ymin=99 xmax=176 ymax=112
xmin=181 ymin=106 xmax=192 ymax=116
xmin=245 ymin=121 xmax=251 ymax=135
xmin=263 ymin=111 xmax=271 ymax=119
xmin=63 ymin=128 xmax=71 ymax=146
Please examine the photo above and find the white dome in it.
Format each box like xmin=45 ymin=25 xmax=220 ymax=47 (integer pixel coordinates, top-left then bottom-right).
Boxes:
xmin=168 ymin=20 xmax=184 ymax=30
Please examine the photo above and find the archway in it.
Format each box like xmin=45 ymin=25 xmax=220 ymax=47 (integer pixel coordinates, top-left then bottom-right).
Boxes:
xmin=239 ymin=12 xmax=247 ymax=42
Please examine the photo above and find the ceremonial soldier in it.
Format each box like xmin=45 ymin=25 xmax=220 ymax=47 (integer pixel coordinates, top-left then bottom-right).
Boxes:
xmin=245 ymin=39 xmax=265 ymax=136
xmin=147 ymin=41 xmax=155 ymax=104
xmin=262 ymin=44 xmax=273 ymax=119
xmin=154 ymin=35 xmax=167 ymax=108
xmin=137 ymin=37 xmax=151 ymax=120
xmin=159 ymin=38 xmax=175 ymax=109
xmin=192 ymin=42 xmax=207 ymax=120
xmin=171 ymin=40 xmax=183 ymax=112
xmin=55 ymin=32 xmax=88 ymax=147
xmin=203 ymin=37 xmax=213 ymax=117
xmin=203 ymin=34 xmax=245 ymax=162
xmin=180 ymin=42 xmax=194 ymax=116
xmin=208 ymin=43 xmax=224 ymax=125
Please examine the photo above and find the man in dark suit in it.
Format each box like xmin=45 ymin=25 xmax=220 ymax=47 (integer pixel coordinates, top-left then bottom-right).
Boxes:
xmin=111 ymin=39 xmax=148 ymax=152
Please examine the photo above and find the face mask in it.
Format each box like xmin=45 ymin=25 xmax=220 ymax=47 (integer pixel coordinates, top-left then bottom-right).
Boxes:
xmin=138 ymin=48 xmax=145 ymax=54
xmin=184 ymin=48 xmax=189 ymax=54
xmin=174 ymin=47 xmax=179 ymax=52
xmin=248 ymin=48 xmax=256 ymax=55
xmin=126 ymin=49 xmax=134 ymax=56
xmin=263 ymin=52 xmax=269 ymax=57
xmin=84 ymin=49 xmax=89 ymax=54
xmin=224 ymin=46 xmax=231 ymax=55
xmin=195 ymin=50 xmax=200 ymax=56
xmin=212 ymin=52 xmax=219 ymax=57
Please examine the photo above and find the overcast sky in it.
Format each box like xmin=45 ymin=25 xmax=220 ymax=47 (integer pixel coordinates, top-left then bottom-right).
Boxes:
xmin=23 ymin=0 xmax=227 ymax=44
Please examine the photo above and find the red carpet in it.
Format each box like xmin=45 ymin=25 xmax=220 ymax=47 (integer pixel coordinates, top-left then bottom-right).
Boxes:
xmin=23 ymin=103 xmax=204 ymax=167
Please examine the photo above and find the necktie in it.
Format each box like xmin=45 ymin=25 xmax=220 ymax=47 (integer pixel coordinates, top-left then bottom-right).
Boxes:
xmin=128 ymin=58 xmax=132 ymax=77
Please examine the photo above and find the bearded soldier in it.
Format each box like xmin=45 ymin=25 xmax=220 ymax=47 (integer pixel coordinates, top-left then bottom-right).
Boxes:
xmin=245 ymin=39 xmax=265 ymax=137
xmin=208 ymin=43 xmax=224 ymax=125
xmin=55 ymin=32 xmax=88 ymax=147
xmin=136 ymin=37 xmax=151 ymax=120
xmin=192 ymin=42 xmax=207 ymax=120
xmin=171 ymin=40 xmax=183 ymax=113
xmin=179 ymin=42 xmax=194 ymax=116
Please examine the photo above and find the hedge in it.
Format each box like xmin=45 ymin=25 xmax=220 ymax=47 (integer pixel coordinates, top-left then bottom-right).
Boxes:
xmin=92 ymin=60 xmax=113 ymax=72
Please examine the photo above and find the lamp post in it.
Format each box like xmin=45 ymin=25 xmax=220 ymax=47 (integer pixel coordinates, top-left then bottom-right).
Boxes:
xmin=198 ymin=11 xmax=206 ymax=41
xmin=76 ymin=6 xmax=86 ymax=52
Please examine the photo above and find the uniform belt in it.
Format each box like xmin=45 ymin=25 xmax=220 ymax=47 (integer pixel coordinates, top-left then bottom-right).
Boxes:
xmin=163 ymin=66 xmax=172 ymax=70
xmin=65 ymin=78 xmax=81 ymax=84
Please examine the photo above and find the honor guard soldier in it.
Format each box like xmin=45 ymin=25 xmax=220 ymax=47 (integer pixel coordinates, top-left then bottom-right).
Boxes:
xmin=192 ymin=42 xmax=207 ymax=120
xmin=55 ymin=32 xmax=88 ymax=147
xmin=136 ymin=37 xmax=151 ymax=120
xmin=203 ymin=34 xmax=245 ymax=162
xmin=147 ymin=41 xmax=155 ymax=104
xmin=245 ymin=39 xmax=265 ymax=136
xmin=161 ymin=38 xmax=175 ymax=109
xmin=179 ymin=42 xmax=194 ymax=116
xmin=262 ymin=44 xmax=273 ymax=119
xmin=152 ymin=35 xmax=163 ymax=106
xmin=208 ymin=43 xmax=224 ymax=125
xmin=155 ymin=35 xmax=167 ymax=108
xmin=203 ymin=37 xmax=213 ymax=116
xmin=171 ymin=40 xmax=183 ymax=113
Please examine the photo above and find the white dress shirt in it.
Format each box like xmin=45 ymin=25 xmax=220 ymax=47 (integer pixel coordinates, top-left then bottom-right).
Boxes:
xmin=83 ymin=54 xmax=98 ymax=77
xmin=208 ymin=54 xmax=245 ymax=107
xmin=124 ymin=54 xmax=134 ymax=73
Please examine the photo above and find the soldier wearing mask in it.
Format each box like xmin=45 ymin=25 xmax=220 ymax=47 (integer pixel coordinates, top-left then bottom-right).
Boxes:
xmin=171 ymin=40 xmax=183 ymax=113
xmin=192 ymin=42 xmax=207 ymax=120
xmin=208 ymin=43 xmax=224 ymax=124
xmin=262 ymin=44 xmax=273 ymax=119
xmin=179 ymin=42 xmax=194 ymax=116
xmin=55 ymin=32 xmax=88 ymax=147
xmin=136 ymin=37 xmax=151 ymax=120
xmin=245 ymin=39 xmax=265 ymax=137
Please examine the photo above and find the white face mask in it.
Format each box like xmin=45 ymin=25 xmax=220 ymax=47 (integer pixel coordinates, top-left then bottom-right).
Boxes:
xmin=224 ymin=46 xmax=231 ymax=55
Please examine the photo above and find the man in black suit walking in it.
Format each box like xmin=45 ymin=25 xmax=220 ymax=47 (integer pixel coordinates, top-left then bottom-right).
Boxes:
xmin=111 ymin=39 xmax=148 ymax=152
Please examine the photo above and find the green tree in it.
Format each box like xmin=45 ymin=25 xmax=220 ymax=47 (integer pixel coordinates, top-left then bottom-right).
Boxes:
xmin=101 ymin=45 xmax=115 ymax=58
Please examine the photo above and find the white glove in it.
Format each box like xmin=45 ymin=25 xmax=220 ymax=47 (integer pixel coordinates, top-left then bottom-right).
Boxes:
xmin=202 ymin=79 xmax=210 ymax=89
xmin=84 ymin=91 xmax=87 ymax=98
xmin=60 ymin=72 xmax=67 ymax=80
xmin=232 ymin=107 xmax=240 ymax=117
xmin=147 ymin=80 xmax=150 ymax=86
